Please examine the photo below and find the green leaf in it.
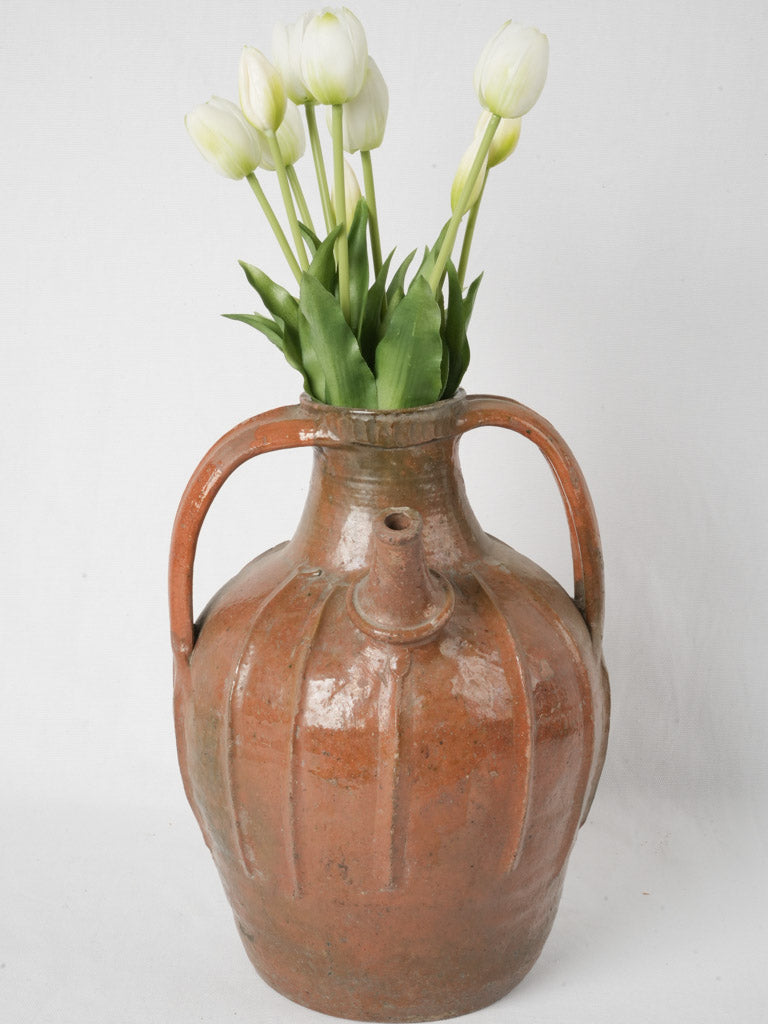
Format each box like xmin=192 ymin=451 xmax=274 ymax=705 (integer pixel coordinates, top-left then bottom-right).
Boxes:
xmin=299 ymin=222 xmax=322 ymax=256
xmin=358 ymin=249 xmax=394 ymax=370
xmin=411 ymin=245 xmax=431 ymax=283
xmin=375 ymin=276 xmax=444 ymax=409
xmin=306 ymin=223 xmax=343 ymax=294
xmin=299 ymin=274 xmax=377 ymax=408
xmin=413 ymin=219 xmax=451 ymax=286
xmin=237 ymin=261 xmax=299 ymax=335
xmin=223 ymin=312 xmax=311 ymax=393
xmin=222 ymin=312 xmax=285 ymax=352
xmin=445 ymin=270 xmax=482 ymax=397
xmin=431 ymin=218 xmax=452 ymax=256
xmin=463 ymin=271 xmax=483 ymax=325
xmin=385 ymin=248 xmax=417 ymax=309
xmin=441 ymin=260 xmax=468 ymax=399
xmin=440 ymin=337 xmax=450 ymax=393
xmin=347 ymin=199 xmax=370 ymax=335
xmin=235 ymin=261 xmax=308 ymax=389
xmin=435 ymin=284 xmax=449 ymax=393
xmin=450 ymin=335 xmax=471 ymax=397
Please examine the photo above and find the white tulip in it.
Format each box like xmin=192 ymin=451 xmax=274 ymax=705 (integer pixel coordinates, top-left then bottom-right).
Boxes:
xmin=185 ymin=96 xmax=263 ymax=180
xmin=272 ymin=14 xmax=314 ymax=105
xmin=474 ymin=22 xmax=549 ymax=119
xmin=326 ymin=56 xmax=388 ymax=152
xmin=300 ymin=7 xmax=368 ymax=105
xmin=475 ymin=109 xmax=522 ymax=168
xmin=331 ymin=159 xmax=363 ymax=228
xmin=258 ymin=101 xmax=307 ymax=169
xmin=450 ymin=137 xmax=489 ymax=215
xmin=239 ymin=46 xmax=286 ymax=132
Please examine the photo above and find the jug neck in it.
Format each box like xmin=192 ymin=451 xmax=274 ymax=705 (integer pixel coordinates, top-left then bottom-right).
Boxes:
xmin=287 ymin=395 xmax=487 ymax=573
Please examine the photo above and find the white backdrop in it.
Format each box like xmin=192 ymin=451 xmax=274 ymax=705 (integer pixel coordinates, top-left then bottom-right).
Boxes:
xmin=2 ymin=1 xmax=766 ymax=1021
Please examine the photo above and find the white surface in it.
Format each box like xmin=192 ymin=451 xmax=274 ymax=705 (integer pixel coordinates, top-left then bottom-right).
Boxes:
xmin=2 ymin=0 xmax=767 ymax=1021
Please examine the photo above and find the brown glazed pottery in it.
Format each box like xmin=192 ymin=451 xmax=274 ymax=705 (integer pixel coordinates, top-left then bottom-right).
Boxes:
xmin=169 ymin=391 xmax=609 ymax=1022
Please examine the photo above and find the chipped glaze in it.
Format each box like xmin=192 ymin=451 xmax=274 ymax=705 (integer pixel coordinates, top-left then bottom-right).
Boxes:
xmin=169 ymin=391 xmax=609 ymax=1022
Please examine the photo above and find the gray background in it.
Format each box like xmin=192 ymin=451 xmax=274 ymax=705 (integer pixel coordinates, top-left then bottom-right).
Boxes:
xmin=2 ymin=0 xmax=766 ymax=1020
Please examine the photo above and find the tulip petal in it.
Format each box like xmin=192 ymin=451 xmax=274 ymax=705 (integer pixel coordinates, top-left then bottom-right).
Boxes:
xmin=239 ymin=46 xmax=287 ymax=132
xmin=301 ymin=8 xmax=368 ymax=105
xmin=474 ymin=22 xmax=549 ymax=119
xmin=185 ymin=96 xmax=262 ymax=179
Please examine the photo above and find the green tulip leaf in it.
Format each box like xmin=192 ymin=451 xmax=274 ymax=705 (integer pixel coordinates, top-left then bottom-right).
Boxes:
xmin=347 ymin=199 xmax=370 ymax=336
xmin=237 ymin=261 xmax=299 ymax=335
xmin=299 ymin=273 xmax=377 ymax=408
xmin=385 ymin=248 xmax=417 ymax=312
xmin=441 ymin=260 xmax=468 ymax=399
xmin=413 ymin=219 xmax=451 ymax=285
xmin=375 ymin=276 xmax=444 ymax=409
xmin=440 ymin=336 xmax=450 ymax=393
xmin=463 ymin=271 xmax=483 ymax=325
xmin=222 ymin=312 xmax=285 ymax=351
xmin=402 ymin=223 xmax=453 ymax=339
xmin=358 ymin=249 xmax=394 ymax=370
xmin=306 ymin=223 xmax=343 ymax=294
xmin=431 ymin=219 xmax=452 ymax=256
xmin=435 ymin=284 xmax=449 ymax=393
xmin=299 ymin=222 xmax=322 ymax=256
xmin=223 ymin=312 xmax=311 ymax=392
xmin=445 ymin=271 xmax=482 ymax=396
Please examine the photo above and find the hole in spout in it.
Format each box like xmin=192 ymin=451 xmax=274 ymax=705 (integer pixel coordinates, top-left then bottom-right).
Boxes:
xmin=384 ymin=511 xmax=412 ymax=532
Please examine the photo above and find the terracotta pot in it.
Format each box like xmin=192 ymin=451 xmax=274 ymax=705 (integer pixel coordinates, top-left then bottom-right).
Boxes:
xmin=169 ymin=391 xmax=609 ymax=1022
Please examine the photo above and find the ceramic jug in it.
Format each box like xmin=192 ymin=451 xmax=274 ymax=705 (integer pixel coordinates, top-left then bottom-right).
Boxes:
xmin=169 ymin=391 xmax=609 ymax=1021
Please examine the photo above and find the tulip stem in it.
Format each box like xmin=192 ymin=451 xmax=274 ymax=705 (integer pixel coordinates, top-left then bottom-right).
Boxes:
xmin=331 ymin=104 xmax=351 ymax=324
xmin=305 ymin=103 xmax=335 ymax=234
xmin=287 ymin=165 xmax=315 ymax=236
xmin=265 ymin=130 xmax=310 ymax=272
xmin=245 ymin=173 xmax=302 ymax=284
xmin=457 ymin=170 xmax=488 ymax=289
xmin=361 ymin=150 xmax=382 ymax=279
xmin=428 ymin=113 xmax=500 ymax=297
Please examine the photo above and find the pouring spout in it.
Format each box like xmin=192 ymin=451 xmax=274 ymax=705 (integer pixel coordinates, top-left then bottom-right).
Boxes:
xmin=348 ymin=507 xmax=454 ymax=645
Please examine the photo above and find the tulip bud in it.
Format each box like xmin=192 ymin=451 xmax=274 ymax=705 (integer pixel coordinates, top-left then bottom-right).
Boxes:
xmin=475 ymin=109 xmax=522 ymax=168
xmin=185 ymin=96 xmax=263 ymax=180
xmin=258 ymin=100 xmax=307 ymax=169
xmin=272 ymin=14 xmax=313 ymax=105
xmin=474 ymin=22 xmax=549 ymax=119
xmin=300 ymin=7 xmax=368 ymax=105
xmin=326 ymin=56 xmax=388 ymax=152
xmin=239 ymin=46 xmax=287 ymax=133
xmin=450 ymin=137 xmax=489 ymax=216
xmin=331 ymin=159 xmax=363 ymax=228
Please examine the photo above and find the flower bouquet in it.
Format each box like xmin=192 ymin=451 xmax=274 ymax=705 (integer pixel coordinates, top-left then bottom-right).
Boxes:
xmin=186 ymin=8 xmax=549 ymax=409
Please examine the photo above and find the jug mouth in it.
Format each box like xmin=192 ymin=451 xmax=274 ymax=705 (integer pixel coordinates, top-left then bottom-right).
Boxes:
xmin=299 ymin=390 xmax=467 ymax=448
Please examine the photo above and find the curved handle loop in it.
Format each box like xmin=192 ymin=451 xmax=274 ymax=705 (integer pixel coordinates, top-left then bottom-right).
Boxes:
xmin=458 ymin=395 xmax=605 ymax=654
xmin=169 ymin=403 xmax=327 ymax=667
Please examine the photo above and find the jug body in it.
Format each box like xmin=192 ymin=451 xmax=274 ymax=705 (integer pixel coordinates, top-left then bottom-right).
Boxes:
xmin=170 ymin=393 xmax=609 ymax=1022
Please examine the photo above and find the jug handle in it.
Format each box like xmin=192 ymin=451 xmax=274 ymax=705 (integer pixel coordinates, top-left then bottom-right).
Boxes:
xmin=168 ymin=403 xmax=325 ymax=668
xmin=459 ymin=395 xmax=605 ymax=654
